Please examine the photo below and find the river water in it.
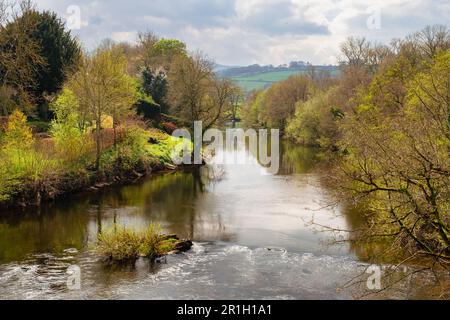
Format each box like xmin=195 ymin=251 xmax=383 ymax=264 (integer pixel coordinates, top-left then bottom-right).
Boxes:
xmin=0 ymin=142 xmax=443 ymax=299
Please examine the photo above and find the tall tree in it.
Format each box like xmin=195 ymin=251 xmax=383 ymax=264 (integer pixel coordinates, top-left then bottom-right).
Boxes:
xmin=0 ymin=4 xmax=81 ymax=117
xmin=68 ymin=49 xmax=138 ymax=170
xmin=0 ymin=0 xmax=46 ymax=115
xmin=141 ymin=67 xmax=168 ymax=113
xmin=228 ymin=85 xmax=244 ymax=127
xmin=263 ymin=75 xmax=312 ymax=130
xmin=151 ymin=39 xmax=187 ymax=68
xmin=168 ymin=53 xmax=235 ymax=131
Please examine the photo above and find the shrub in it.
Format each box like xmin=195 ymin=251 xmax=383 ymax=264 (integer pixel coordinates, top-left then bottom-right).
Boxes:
xmin=146 ymin=130 xmax=190 ymax=165
xmin=50 ymin=113 xmax=93 ymax=165
xmin=3 ymin=110 xmax=33 ymax=150
xmin=99 ymin=126 xmax=153 ymax=175
xmin=29 ymin=120 xmax=51 ymax=134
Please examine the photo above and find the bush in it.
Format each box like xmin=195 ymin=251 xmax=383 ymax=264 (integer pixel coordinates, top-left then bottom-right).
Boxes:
xmin=1 ymin=111 xmax=49 ymax=201
xmin=50 ymin=113 xmax=93 ymax=165
xmin=29 ymin=120 xmax=51 ymax=134
xmin=3 ymin=110 xmax=33 ymax=149
xmin=99 ymin=126 xmax=188 ymax=175
xmin=99 ymin=126 xmax=153 ymax=175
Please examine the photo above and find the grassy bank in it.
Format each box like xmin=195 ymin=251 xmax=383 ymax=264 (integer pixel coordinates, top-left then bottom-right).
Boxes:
xmin=0 ymin=114 xmax=187 ymax=208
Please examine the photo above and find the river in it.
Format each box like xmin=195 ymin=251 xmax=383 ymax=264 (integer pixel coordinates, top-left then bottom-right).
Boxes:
xmin=0 ymin=142 xmax=442 ymax=299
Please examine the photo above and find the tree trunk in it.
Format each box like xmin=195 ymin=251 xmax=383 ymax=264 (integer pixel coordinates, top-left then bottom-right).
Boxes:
xmin=113 ymin=117 xmax=117 ymax=147
xmin=95 ymin=120 xmax=101 ymax=171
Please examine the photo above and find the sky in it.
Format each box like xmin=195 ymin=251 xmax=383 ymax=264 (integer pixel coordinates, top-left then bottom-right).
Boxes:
xmin=37 ymin=0 xmax=450 ymax=66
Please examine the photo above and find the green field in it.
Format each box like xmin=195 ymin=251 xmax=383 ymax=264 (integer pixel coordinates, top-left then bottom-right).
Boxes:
xmin=231 ymin=70 xmax=306 ymax=92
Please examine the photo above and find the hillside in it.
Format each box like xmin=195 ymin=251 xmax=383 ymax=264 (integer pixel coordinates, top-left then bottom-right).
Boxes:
xmin=230 ymin=70 xmax=307 ymax=92
xmin=217 ymin=62 xmax=338 ymax=92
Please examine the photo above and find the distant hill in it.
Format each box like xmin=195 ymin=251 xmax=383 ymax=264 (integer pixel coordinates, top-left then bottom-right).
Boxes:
xmin=213 ymin=64 xmax=240 ymax=73
xmin=216 ymin=61 xmax=338 ymax=92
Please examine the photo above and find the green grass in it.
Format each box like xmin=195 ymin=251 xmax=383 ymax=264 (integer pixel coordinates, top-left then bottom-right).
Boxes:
xmin=231 ymin=70 xmax=306 ymax=92
xmin=231 ymin=69 xmax=339 ymax=92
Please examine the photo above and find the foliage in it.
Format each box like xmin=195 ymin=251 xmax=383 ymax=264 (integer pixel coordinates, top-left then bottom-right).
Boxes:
xmin=0 ymin=87 xmax=20 ymax=116
xmin=141 ymin=67 xmax=168 ymax=113
xmin=0 ymin=1 xmax=46 ymax=115
xmin=339 ymin=50 xmax=450 ymax=265
xmin=241 ymin=90 xmax=266 ymax=128
xmin=50 ymin=113 xmax=93 ymax=165
xmin=2 ymin=109 xmax=33 ymax=149
xmin=99 ymin=126 xmax=151 ymax=175
xmin=263 ymin=75 xmax=312 ymax=130
xmin=50 ymin=89 xmax=84 ymax=125
xmin=0 ymin=5 xmax=81 ymax=113
xmin=25 ymin=10 xmax=81 ymax=103
xmin=227 ymin=85 xmax=244 ymax=122
xmin=152 ymin=39 xmax=187 ymax=64
xmin=286 ymin=89 xmax=341 ymax=148
xmin=241 ymin=75 xmax=313 ymax=131
xmin=0 ymin=110 xmax=57 ymax=201
xmin=98 ymin=126 xmax=186 ymax=176
xmin=146 ymin=130 xmax=189 ymax=165
xmin=68 ymin=48 xmax=139 ymax=169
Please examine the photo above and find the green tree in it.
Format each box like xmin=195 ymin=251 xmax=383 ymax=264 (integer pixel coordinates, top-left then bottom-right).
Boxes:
xmin=50 ymin=110 xmax=92 ymax=164
xmin=262 ymin=75 xmax=312 ymax=130
xmin=2 ymin=109 xmax=33 ymax=150
xmin=50 ymin=88 xmax=90 ymax=132
xmin=241 ymin=90 xmax=267 ymax=128
xmin=152 ymin=39 xmax=187 ymax=65
xmin=141 ymin=67 xmax=168 ymax=113
xmin=0 ymin=0 xmax=46 ymax=115
xmin=49 ymin=88 xmax=93 ymax=163
xmin=1 ymin=6 xmax=81 ymax=118
xmin=339 ymin=51 xmax=450 ymax=265
xmin=68 ymin=49 xmax=138 ymax=170
xmin=286 ymin=88 xmax=342 ymax=148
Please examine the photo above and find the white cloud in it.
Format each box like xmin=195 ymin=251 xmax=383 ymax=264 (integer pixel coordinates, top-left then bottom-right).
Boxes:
xmin=111 ymin=31 xmax=136 ymax=43
xmin=36 ymin=0 xmax=450 ymax=65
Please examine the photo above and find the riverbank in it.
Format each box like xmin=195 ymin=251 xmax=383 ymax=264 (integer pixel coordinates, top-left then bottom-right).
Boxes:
xmin=0 ymin=126 xmax=188 ymax=209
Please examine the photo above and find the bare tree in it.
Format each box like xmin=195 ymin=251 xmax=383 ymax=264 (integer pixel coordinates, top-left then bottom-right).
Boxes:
xmin=413 ymin=25 xmax=450 ymax=59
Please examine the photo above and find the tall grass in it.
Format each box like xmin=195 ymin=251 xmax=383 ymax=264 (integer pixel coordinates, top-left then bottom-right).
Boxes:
xmin=0 ymin=110 xmax=60 ymax=201
xmin=96 ymin=224 xmax=177 ymax=261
